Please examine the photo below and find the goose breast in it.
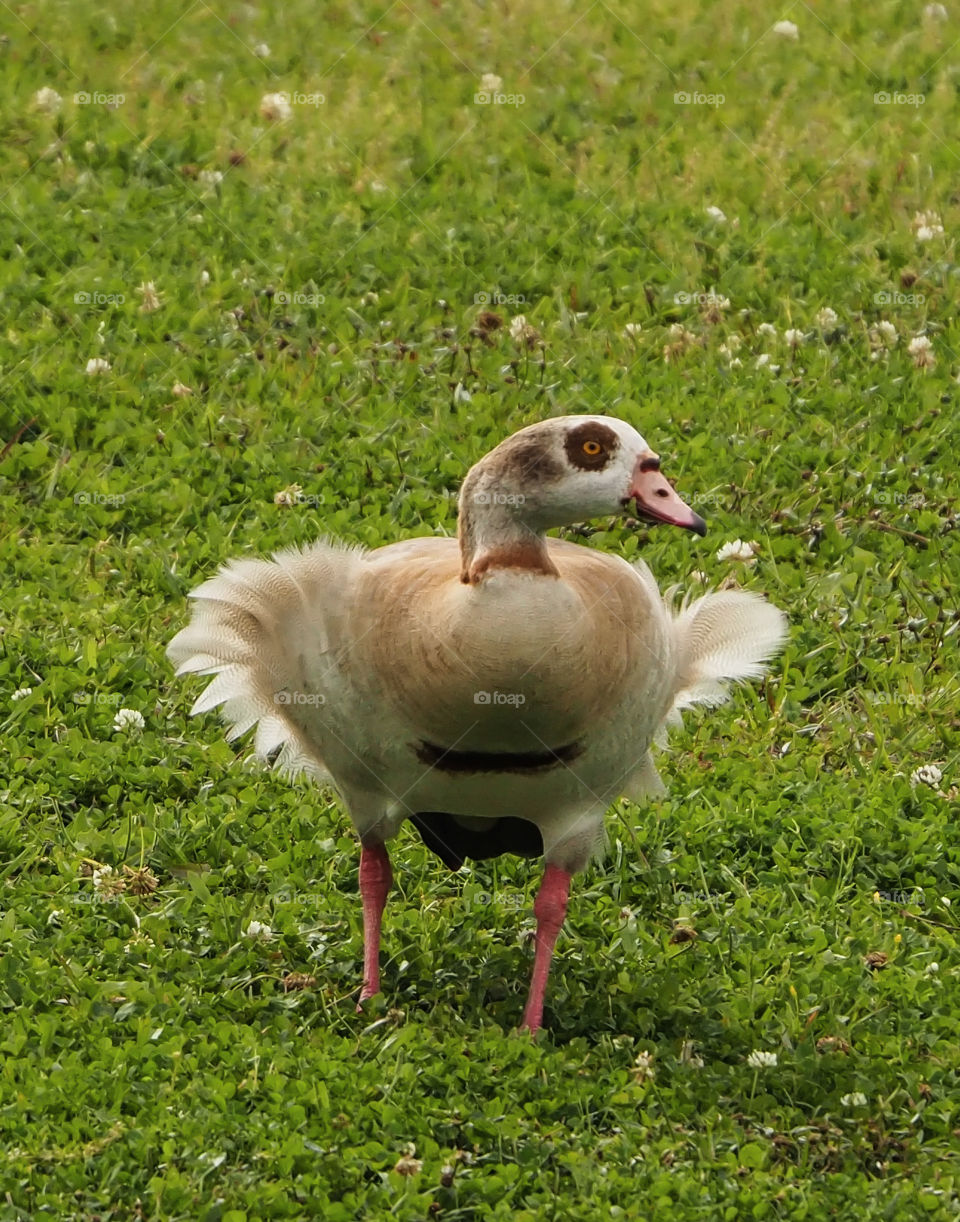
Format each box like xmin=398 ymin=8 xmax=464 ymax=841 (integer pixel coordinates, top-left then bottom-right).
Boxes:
xmin=346 ymin=537 xmax=674 ymax=756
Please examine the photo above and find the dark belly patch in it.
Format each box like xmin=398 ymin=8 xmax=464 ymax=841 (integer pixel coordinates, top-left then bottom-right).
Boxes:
xmin=409 ymin=812 xmax=544 ymax=871
xmin=414 ymin=740 xmax=582 ymax=773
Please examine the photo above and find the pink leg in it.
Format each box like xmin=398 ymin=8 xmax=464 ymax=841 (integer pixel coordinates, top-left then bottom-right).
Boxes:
xmin=357 ymin=841 xmax=392 ymax=1008
xmin=520 ymin=864 xmax=572 ymax=1032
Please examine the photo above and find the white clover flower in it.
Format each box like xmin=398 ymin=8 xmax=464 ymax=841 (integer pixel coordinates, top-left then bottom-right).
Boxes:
xmin=757 ymin=322 xmax=777 ymax=338
xmin=623 ymin=322 xmax=643 ymax=338
xmin=924 ymin=3 xmax=948 ymax=19
xmin=274 ymin=483 xmax=302 ymax=507
xmin=716 ymin=538 xmax=759 ymax=563
xmin=679 ymin=1040 xmax=704 ymax=1068
xmin=85 ymin=357 xmax=111 ymax=375
xmin=632 ymin=1050 xmax=656 ymax=1081
xmin=876 ymin=321 xmax=897 ymax=344
xmin=772 ymin=19 xmax=799 ymax=38
xmin=910 ymin=764 xmax=942 ymax=787
xmin=113 ymin=707 xmax=145 ymax=732
xmin=728 ymin=357 xmax=742 ymax=368
xmin=47 ymin=909 xmax=64 ymax=926
xmin=244 ymin=920 xmax=274 ymax=940
xmin=260 ymin=91 xmax=292 ymax=122
xmin=394 ymin=1145 xmax=423 ymax=1176
xmin=200 ymin=270 xmax=211 ymax=286
xmin=453 ymin=382 xmax=472 ymax=404
xmin=509 ymin=314 xmax=540 ymax=346
xmin=942 ymin=897 xmax=952 ymax=908
xmin=12 ymin=687 xmax=32 ymax=701
xmin=816 ymin=307 xmax=838 ymax=329
xmin=908 ymin=335 xmax=935 ymax=368
xmin=841 ymin=1092 xmax=868 ymax=1107
xmin=92 ymin=865 xmax=125 ymax=897
xmin=172 ymin=381 xmax=193 ymax=397
xmin=509 ymin=314 xmax=529 ymax=341
xmin=754 ymin=352 xmax=776 ymax=370
xmin=253 ymin=42 xmax=271 ymax=57
xmin=92 ymin=867 xmax=111 ymax=891
xmin=926 ymin=961 xmax=940 ymax=975
xmin=480 ymin=72 xmax=503 ymax=93
xmin=705 ymin=205 xmax=727 ymax=223
xmin=33 ymin=87 xmax=63 ymax=113
xmin=747 ymin=1049 xmax=778 ymax=1068
xmin=138 ymin=281 xmax=162 ymax=313
xmin=784 ymin=328 xmax=804 ymax=347
xmin=663 ymin=323 xmax=697 ymax=362
xmin=912 ymin=210 xmax=944 ymax=241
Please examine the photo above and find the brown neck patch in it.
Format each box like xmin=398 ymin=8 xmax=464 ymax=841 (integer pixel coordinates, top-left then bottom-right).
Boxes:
xmin=463 ymin=538 xmax=560 ymax=584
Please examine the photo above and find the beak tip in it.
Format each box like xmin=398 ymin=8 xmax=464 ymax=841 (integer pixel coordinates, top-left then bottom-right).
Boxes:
xmin=692 ymin=513 xmax=707 ymax=537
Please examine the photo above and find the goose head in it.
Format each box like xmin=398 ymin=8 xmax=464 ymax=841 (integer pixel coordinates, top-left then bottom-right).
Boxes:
xmin=459 ymin=415 xmax=707 ymax=583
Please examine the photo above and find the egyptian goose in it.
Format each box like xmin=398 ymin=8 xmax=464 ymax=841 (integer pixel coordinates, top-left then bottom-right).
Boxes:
xmin=168 ymin=416 xmax=787 ymax=1031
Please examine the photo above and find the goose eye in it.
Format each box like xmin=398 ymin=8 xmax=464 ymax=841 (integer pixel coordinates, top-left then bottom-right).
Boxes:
xmin=582 ymin=440 xmax=603 ymax=457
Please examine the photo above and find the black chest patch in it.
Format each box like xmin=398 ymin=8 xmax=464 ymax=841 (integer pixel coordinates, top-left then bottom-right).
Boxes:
xmin=414 ymin=740 xmax=582 ymax=773
xmin=409 ymin=812 xmax=544 ymax=872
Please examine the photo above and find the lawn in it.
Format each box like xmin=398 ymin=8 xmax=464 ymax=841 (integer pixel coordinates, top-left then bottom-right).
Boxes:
xmin=1 ymin=0 xmax=959 ymax=1217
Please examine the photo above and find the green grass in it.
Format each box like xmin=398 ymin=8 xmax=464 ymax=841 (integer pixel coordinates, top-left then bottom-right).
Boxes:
xmin=1 ymin=0 xmax=959 ymax=1217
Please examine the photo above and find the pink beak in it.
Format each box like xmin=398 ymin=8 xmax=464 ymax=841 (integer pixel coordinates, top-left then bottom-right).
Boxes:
xmin=625 ymin=455 xmax=707 ymax=536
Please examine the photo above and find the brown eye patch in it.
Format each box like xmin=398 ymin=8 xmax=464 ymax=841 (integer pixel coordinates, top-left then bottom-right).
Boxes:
xmin=564 ymin=421 xmax=619 ymax=471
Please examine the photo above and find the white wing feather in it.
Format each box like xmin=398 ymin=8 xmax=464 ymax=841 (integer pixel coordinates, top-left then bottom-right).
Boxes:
xmin=167 ymin=541 xmax=365 ymax=780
